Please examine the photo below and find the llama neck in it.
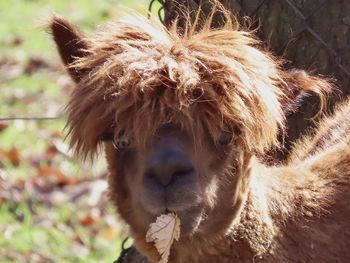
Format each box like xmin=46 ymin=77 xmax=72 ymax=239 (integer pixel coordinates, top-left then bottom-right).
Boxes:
xmin=225 ymin=158 xmax=329 ymax=257
xmin=225 ymin=160 xmax=279 ymax=257
xmin=228 ymin=156 xmax=344 ymax=257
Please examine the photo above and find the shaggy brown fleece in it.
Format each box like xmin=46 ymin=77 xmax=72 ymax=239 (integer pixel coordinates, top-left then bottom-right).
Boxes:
xmin=49 ymin=4 xmax=349 ymax=263
xmin=62 ymin=12 xmax=331 ymax=160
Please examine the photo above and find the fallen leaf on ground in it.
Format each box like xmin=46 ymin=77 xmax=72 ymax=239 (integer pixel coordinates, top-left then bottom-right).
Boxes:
xmin=146 ymin=213 xmax=180 ymax=263
xmin=0 ymin=147 xmax=20 ymax=166
xmin=80 ymin=215 xmax=97 ymax=226
xmin=0 ymin=123 xmax=9 ymax=132
xmin=36 ymin=166 xmax=74 ymax=185
xmin=6 ymin=35 xmax=24 ymax=46
xmin=101 ymin=226 xmax=118 ymax=240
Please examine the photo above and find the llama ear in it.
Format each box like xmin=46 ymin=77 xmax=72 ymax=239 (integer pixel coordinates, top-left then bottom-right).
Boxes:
xmin=49 ymin=16 xmax=89 ymax=82
xmin=281 ymin=70 xmax=333 ymax=115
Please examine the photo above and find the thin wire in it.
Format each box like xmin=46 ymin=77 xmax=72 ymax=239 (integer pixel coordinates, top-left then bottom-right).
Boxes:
xmin=148 ymin=0 xmax=165 ymax=24
xmin=0 ymin=117 xmax=63 ymax=121
xmin=283 ymin=0 xmax=350 ymax=78
xmin=232 ymin=0 xmax=350 ymax=79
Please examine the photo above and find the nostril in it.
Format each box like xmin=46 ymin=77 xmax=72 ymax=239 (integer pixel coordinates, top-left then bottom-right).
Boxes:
xmin=144 ymin=171 xmax=165 ymax=189
xmin=145 ymin=172 xmax=156 ymax=180
xmin=171 ymin=166 xmax=194 ymax=184
xmin=173 ymin=167 xmax=194 ymax=178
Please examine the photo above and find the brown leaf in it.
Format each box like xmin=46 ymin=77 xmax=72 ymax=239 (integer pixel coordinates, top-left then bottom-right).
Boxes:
xmin=24 ymin=57 xmax=50 ymax=75
xmin=32 ymin=166 xmax=74 ymax=192
xmin=80 ymin=215 xmax=96 ymax=226
xmin=101 ymin=226 xmax=118 ymax=240
xmin=0 ymin=123 xmax=9 ymax=132
xmin=73 ymin=235 xmax=85 ymax=245
xmin=46 ymin=144 xmax=58 ymax=157
xmin=146 ymin=213 xmax=181 ymax=263
xmin=8 ymin=35 xmax=24 ymax=46
xmin=37 ymin=166 xmax=66 ymax=180
xmin=0 ymin=148 xmax=20 ymax=166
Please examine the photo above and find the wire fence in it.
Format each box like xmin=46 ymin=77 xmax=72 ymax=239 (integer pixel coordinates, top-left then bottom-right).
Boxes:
xmin=152 ymin=0 xmax=349 ymax=92
xmin=234 ymin=0 xmax=350 ymax=78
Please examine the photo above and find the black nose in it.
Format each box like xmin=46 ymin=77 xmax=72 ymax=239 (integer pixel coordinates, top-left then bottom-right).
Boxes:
xmin=144 ymin=146 xmax=194 ymax=186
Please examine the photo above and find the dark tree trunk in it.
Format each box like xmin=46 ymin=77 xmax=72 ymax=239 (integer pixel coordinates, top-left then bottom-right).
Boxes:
xmin=163 ymin=0 xmax=350 ymax=160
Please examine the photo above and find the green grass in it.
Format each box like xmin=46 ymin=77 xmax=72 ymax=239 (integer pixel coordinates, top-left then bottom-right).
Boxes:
xmin=0 ymin=200 xmax=126 ymax=262
xmin=0 ymin=0 xmax=158 ymax=261
xmin=0 ymin=0 xmax=157 ymax=57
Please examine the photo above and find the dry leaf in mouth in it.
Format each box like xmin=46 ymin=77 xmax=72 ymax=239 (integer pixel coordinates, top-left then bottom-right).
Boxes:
xmin=145 ymin=213 xmax=181 ymax=263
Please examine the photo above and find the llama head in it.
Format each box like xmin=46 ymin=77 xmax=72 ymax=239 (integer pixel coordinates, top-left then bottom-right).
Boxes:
xmin=50 ymin=10 xmax=331 ymax=250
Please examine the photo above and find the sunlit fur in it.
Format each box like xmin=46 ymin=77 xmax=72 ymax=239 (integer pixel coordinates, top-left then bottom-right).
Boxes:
xmin=50 ymin=4 xmax=349 ymax=263
xmin=64 ymin=12 xmax=331 ymax=160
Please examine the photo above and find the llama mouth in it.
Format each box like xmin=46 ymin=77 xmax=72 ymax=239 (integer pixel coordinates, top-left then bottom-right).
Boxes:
xmin=169 ymin=206 xmax=203 ymax=237
xmin=145 ymin=205 xmax=202 ymax=237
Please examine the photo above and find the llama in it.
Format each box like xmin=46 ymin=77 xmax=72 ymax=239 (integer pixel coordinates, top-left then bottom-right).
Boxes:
xmin=49 ymin=7 xmax=350 ymax=263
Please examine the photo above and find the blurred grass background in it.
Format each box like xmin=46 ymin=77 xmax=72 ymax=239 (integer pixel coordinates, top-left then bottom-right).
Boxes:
xmin=0 ymin=0 xmax=160 ymax=262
